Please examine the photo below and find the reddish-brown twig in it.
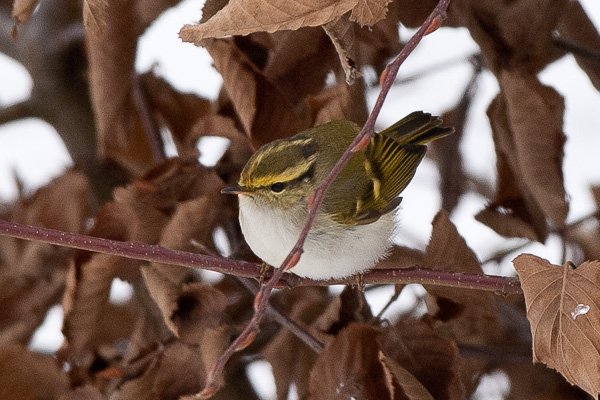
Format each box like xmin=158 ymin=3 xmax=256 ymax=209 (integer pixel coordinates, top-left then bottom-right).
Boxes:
xmin=0 ymin=218 xmax=521 ymax=295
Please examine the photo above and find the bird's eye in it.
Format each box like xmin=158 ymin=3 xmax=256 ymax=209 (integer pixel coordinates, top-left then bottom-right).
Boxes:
xmin=270 ymin=182 xmax=285 ymax=193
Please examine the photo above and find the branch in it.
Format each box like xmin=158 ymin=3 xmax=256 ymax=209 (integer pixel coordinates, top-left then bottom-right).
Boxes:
xmin=0 ymin=100 xmax=36 ymax=125
xmin=0 ymin=218 xmax=522 ymax=295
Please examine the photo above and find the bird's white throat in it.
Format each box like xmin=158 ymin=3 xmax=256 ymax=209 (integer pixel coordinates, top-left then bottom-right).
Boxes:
xmin=238 ymin=195 xmax=395 ymax=280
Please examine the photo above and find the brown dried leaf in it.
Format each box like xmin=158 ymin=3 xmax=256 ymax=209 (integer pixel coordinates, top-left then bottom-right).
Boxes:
xmin=484 ymin=90 xmax=552 ymax=241
xmin=475 ymin=206 xmax=538 ymax=241
xmin=423 ymin=210 xmax=500 ymax=396
xmin=354 ymin=0 xmax=401 ymax=76
xmin=498 ymin=70 xmax=568 ymax=228
xmin=379 ymin=318 xmax=463 ymax=400
xmin=179 ymin=0 xmax=358 ymax=43
xmin=556 ymin=0 xmax=600 ymax=91
xmin=58 ymin=385 xmax=104 ymax=400
xmin=309 ymin=323 xmax=391 ymax=400
xmin=0 ymin=271 xmax=65 ymax=347
xmin=83 ymin=0 xmax=108 ymax=36
xmin=391 ymin=0 xmax=436 ymax=28
xmin=514 ymin=254 xmax=600 ymax=398
xmin=87 ymin=0 xmax=154 ymax=175
xmin=0 ymin=345 xmax=69 ymax=399
xmin=141 ymin=72 xmax=213 ymax=154
xmin=203 ymin=38 xmax=301 ymax=147
xmin=262 ymin=28 xmax=338 ymax=104
xmin=350 ymin=0 xmax=392 ymax=26
xmin=450 ymin=0 xmax=566 ymax=74
xmin=190 ymin=114 xmax=254 ymax=171
xmin=379 ymin=352 xmax=434 ymax=400
xmin=12 ymin=0 xmax=38 ymax=25
xmin=323 ymin=14 xmax=360 ymax=84
xmin=303 ymin=79 xmax=368 ymax=126
xmin=373 ymin=245 xmax=424 ymax=270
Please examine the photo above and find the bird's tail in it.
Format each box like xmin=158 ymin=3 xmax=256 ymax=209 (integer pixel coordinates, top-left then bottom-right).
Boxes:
xmin=380 ymin=111 xmax=454 ymax=145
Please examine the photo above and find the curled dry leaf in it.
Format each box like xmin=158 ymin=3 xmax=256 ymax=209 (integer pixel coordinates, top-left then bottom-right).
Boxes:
xmin=379 ymin=318 xmax=462 ymax=399
xmin=58 ymin=384 xmax=104 ymax=400
xmin=372 ymin=245 xmax=424 ymax=271
xmin=379 ymin=352 xmax=434 ymax=400
xmin=513 ymin=254 xmax=600 ymax=398
xmin=349 ymin=0 xmax=392 ymax=26
xmin=323 ymin=13 xmax=360 ymax=84
xmin=449 ymin=0 xmax=566 ymax=74
xmin=140 ymin=72 xmax=213 ymax=155
xmin=83 ymin=0 xmax=108 ymax=37
xmin=179 ymin=0 xmax=358 ymax=44
xmin=12 ymin=0 xmax=38 ymax=26
xmin=0 ymin=345 xmax=69 ymax=399
xmin=499 ymin=71 xmax=567 ymax=228
xmin=475 ymin=207 xmax=538 ymax=242
xmin=423 ymin=210 xmax=501 ymax=396
xmin=304 ymin=79 xmax=368 ymax=126
xmin=483 ymin=73 xmax=567 ymax=241
xmin=87 ymin=0 xmax=154 ymax=175
xmin=261 ymin=28 xmax=338 ymax=104
xmin=424 ymin=210 xmax=499 ymax=334
xmin=203 ymin=38 xmax=301 ymax=148
xmin=556 ymin=0 xmax=600 ymax=91
xmin=309 ymin=323 xmax=391 ymax=400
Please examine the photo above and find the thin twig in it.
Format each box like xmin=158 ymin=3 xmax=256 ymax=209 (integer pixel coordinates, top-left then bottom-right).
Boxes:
xmin=237 ymin=277 xmax=324 ymax=353
xmin=0 ymin=100 xmax=36 ymax=125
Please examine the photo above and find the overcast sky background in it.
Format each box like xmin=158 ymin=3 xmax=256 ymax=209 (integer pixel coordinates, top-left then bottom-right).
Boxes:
xmin=0 ymin=1 xmax=599 ymax=398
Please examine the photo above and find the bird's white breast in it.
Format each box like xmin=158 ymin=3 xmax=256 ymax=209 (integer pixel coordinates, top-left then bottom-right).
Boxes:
xmin=238 ymin=195 xmax=395 ymax=279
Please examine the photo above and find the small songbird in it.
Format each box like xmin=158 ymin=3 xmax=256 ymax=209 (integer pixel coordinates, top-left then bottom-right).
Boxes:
xmin=222 ymin=112 xmax=453 ymax=279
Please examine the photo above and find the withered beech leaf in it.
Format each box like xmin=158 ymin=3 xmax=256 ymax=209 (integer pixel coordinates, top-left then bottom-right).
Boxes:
xmin=424 ymin=211 xmax=500 ymax=396
xmin=350 ymin=0 xmax=392 ymax=26
xmin=203 ymin=38 xmax=301 ymax=147
xmin=379 ymin=318 xmax=463 ymax=400
xmin=140 ymin=72 xmax=213 ymax=153
xmin=12 ymin=0 xmax=38 ymax=25
xmin=323 ymin=14 xmax=360 ymax=85
xmin=379 ymin=352 xmax=434 ymax=400
xmin=262 ymin=28 xmax=337 ymax=104
xmin=309 ymin=323 xmax=391 ymax=400
xmin=513 ymin=254 xmax=600 ymax=398
xmin=556 ymin=0 xmax=600 ymax=91
xmin=499 ymin=71 xmax=568 ymax=228
xmin=58 ymin=385 xmax=104 ymax=400
xmin=304 ymin=79 xmax=368 ymax=126
xmin=372 ymin=245 xmax=424 ymax=271
xmin=83 ymin=0 xmax=108 ymax=36
xmin=87 ymin=0 xmax=154 ymax=175
xmin=179 ymin=0 xmax=358 ymax=44
xmin=475 ymin=206 xmax=538 ymax=241
xmin=486 ymin=95 xmax=549 ymax=240
xmin=0 ymin=345 xmax=69 ymax=399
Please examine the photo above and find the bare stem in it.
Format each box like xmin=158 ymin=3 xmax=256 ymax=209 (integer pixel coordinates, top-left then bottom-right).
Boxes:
xmin=0 ymin=100 xmax=36 ymax=125
xmin=0 ymin=218 xmax=522 ymax=295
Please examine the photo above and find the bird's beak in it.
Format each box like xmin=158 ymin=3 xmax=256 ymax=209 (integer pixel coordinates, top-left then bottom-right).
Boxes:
xmin=221 ymin=185 xmax=253 ymax=195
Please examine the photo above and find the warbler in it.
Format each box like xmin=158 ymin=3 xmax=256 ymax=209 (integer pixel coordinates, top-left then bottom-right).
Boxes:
xmin=222 ymin=112 xmax=453 ymax=279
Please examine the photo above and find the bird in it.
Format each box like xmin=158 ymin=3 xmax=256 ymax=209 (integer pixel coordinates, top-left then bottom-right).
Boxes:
xmin=222 ymin=111 xmax=453 ymax=279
